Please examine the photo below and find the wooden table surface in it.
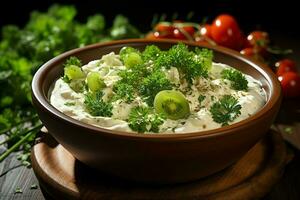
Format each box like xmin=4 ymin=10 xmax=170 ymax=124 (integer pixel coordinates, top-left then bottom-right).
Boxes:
xmin=1 ymin=35 xmax=300 ymax=200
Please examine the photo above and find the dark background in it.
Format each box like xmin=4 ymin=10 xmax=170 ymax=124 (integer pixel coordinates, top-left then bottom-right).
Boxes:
xmin=0 ymin=0 xmax=299 ymax=60
xmin=0 ymin=0 xmax=299 ymax=37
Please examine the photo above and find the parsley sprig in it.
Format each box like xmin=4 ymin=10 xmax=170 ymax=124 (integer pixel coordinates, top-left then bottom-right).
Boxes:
xmin=128 ymin=106 xmax=165 ymax=133
xmin=113 ymin=44 xmax=213 ymax=104
xmin=221 ymin=68 xmax=248 ymax=91
xmin=139 ymin=70 xmax=173 ymax=106
xmin=84 ymin=91 xmax=113 ymax=117
xmin=210 ymin=95 xmax=242 ymax=126
xmin=154 ymin=44 xmax=212 ymax=83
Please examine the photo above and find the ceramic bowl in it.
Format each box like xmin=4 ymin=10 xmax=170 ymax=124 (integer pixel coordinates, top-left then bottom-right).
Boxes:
xmin=32 ymin=39 xmax=282 ymax=184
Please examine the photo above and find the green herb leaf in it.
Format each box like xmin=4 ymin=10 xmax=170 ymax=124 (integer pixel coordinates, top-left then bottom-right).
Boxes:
xmin=64 ymin=102 xmax=75 ymax=106
xmin=210 ymin=95 xmax=241 ymax=126
xmin=128 ymin=106 xmax=165 ymax=133
xmin=64 ymin=56 xmax=82 ymax=67
xmin=139 ymin=71 xmax=172 ymax=106
xmin=30 ymin=184 xmax=38 ymax=190
xmin=14 ymin=187 xmax=23 ymax=194
xmin=113 ymin=82 xmax=135 ymax=103
xmin=198 ymin=95 xmax=206 ymax=105
xmin=154 ymin=43 xmax=211 ymax=83
xmin=221 ymin=68 xmax=248 ymax=91
xmin=84 ymin=91 xmax=113 ymax=117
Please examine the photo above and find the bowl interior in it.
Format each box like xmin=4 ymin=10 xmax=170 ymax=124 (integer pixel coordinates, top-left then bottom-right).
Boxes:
xmin=33 ymin=39 xmax=280 ymax=138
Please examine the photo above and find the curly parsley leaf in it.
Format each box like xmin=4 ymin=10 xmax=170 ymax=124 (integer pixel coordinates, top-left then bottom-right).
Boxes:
xmin=139 ymin=70 xmax=172 ymax=106
xmin=221 ymin=68 xmax=248 ymax=91
xmin=84 ymin=91 xmax=113 ymax=117
xmin=210 ymin=95 xmax=242 ymax=126
xmin=128 ymin=106 xmax=165 ymax=133
xmin=64 ymin=56 xmax=82 ymax=67
xmin=198 ymin=95 xmax=206 ymax=106
xmin=142 ymin=45 xmax=162 ymax=62
xmin=154 ymin=43 xmax=211 ymax=83
xmin=113 ymin=82 xmax=135 ymax=103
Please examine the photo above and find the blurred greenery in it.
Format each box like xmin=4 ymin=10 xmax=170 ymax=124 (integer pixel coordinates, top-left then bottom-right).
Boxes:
xmin=0 ymin=4 xmax=142 ymax=164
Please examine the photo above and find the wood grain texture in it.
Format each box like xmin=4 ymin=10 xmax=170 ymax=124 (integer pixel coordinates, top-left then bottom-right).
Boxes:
xmin=29 ymin=130 xmax=287 ymax=200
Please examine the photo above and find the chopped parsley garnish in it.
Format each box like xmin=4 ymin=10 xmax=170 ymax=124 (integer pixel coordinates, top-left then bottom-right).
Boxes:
xmin=14 ymin=187 xmax=23 ymax=194
xmin=64 ymin=102 xmax=75 ymax=106
xmin=128 ymin=106 xmax=165 ymax=133
xmin=113 ymin=44 xmax=213 ymax=104
xmin=198 ymin=95 xmax=206 ymax=105
xmin=210 ymin=95 xmax=242 ymax=126
xmin=113 ymin=82 xmax=135 ymax=103
xmin=153 ymin=43 xmax=211 ymax=83
xmin=221 ymin=68 xmax=248 ymax=91
xmin=64 ymin=56 xmax=82 ymax=67
xmin=84 ymin=91 xmax=113 ymax=117
xmin=142 ymin=45 xmax=162 ymax=62
xmin=139 ymin=70 xmax=172 ymax=106
xmin=30 ymin=184 xmax=38 ymax=190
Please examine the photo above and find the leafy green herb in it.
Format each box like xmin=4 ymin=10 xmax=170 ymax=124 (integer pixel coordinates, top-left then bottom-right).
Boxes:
xmin=84 ymin=91 xmax=113 ymax=117
xmin=139 ymin=71 xmax=172 ymax=106
xmin=110 ymin=15 xmax=141 ymax=40
xmin=113 ymin=82 xmax=135 ymax=103
xmin=0 ymin=4 xmax=141 ymax=165
xmin=30 ymin=184 xmax=38 ymax=190
xmin=154 ymin=43 xmax=211 ymax=83
xmin=64 ymin=56 xmax=82 ymax=67
xmin=210 ymin=95 xmax=242 ymax=126
xmin=64 ymin=102 xmax=75 ymax=106
xmin=284 ymin=126 xmax=294 ymax=134
xmin=198 ymin=95 xmax=206 ymax=105
xmin=128 ymin=106 xmax=165 ymax=133
xmin=14 ymin=187 xmax=23 ymax=194
xmin=221 ymin=69 xmax=248 ymax=91
xmin=142 ymin=45 xmax=162 ymax=62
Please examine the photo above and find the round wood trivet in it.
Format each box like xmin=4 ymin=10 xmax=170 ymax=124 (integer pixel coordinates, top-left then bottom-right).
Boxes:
xmin=31 ymin=130 xmax=287 ymax=200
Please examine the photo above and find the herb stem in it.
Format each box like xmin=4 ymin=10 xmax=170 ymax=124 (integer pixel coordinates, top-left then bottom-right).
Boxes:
xmin=0 ymin=115 xmax=39 ymax=135
xmin=0 ymin=123 xmax=43 ymax=162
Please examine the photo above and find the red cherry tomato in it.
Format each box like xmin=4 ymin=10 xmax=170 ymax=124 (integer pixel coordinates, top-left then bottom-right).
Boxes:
xmin=247 ymin=31 xmax=269 ymax=48
xmin=182 ymin=26 xmax=195 ymax=36
xmin=278 ymin=72 xmax=300 ymax=97
xmin=242 ymin=36 xmax=252 ymax=48
xmin=172 ymin=23 xmax=195 ymax=40
xmin=173 ymin=28 xmax=186 ymax=40
xmin=276 ymin=59 xmax=297 ymax=76
xmin=145 ymin=31 xmax=173 ymax=39
xmin=240 ymin=48 xmax=255 ymax=57
xmin=240 ymin=47 xmax=265 ymax=62
xmin=154 ymin=22 xmax=175 ymax=34
xmin=211 ymin=14 xmax=243 ymax=50
xmin=145 ymin=32 xmax=157 ymax=39
xmin=200 ymin=24 xmax=212 ymax=39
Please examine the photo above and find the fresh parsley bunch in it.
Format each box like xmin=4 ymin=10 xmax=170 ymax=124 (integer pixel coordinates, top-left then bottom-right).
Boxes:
xmin=0 ymin=4 xmax=141 ymax=163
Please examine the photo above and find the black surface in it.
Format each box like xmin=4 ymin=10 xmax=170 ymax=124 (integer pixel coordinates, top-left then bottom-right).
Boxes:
xmin=0 ymin=0 xmax=299 ymax=37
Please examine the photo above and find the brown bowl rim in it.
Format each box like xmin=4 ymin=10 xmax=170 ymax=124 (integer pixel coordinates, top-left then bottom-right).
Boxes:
xmin=32 ymin=39 xmax=281 ymax=141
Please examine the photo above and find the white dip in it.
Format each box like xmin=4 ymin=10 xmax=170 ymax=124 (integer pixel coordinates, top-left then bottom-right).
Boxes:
xmin=50 ymin=51 xmax=266 ymax=134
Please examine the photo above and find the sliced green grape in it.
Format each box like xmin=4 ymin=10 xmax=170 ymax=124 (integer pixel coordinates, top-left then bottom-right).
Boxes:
xmin=69 ymin=79 xmax=86 ymax=93
xmin=119 ymin=46 xmax=139 ymax=59
xmin=87 ymin=72 xmax=106 ymax=92
xmin=119 ymin=47 xmax=143 ymax=68
xmin=64 ymin=65 xmax=85 ymax=81
xmin=123 ymin=52 xmax=143 ymax=68
xmin=154 ymin=90 xmax=190 ymax=120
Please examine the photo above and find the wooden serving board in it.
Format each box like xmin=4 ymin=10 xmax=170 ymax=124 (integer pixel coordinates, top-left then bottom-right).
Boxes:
xmin=31 ymin=130 xmax=288 ymax=200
